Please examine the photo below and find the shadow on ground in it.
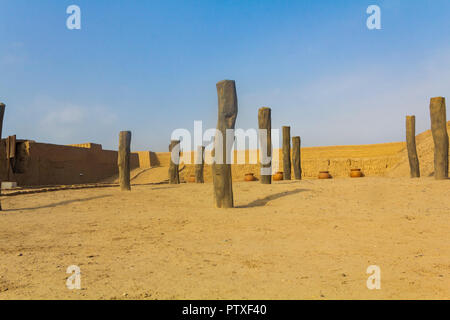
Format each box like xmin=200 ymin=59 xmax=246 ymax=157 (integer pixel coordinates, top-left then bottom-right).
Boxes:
xmin=238 ymin=188 xmax=309 ymax=208
xmin=4 ymin=195 xmax=113 ymax=212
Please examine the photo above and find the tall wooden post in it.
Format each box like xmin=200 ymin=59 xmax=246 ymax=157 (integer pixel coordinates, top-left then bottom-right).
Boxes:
xmin=169 ymin=140 xmax=180 ymax=184
xmin=212 ymin=80 xmax=238 ymax=208
xmin=0 ymin=103 xmax=5 ymax=139
xmin=430 ymin=97 xmax=449 ymax=180
xmin=195 ymin=146 xmax=205 ymax=183
xmin=0 ymin=103 xmax=5 ymax=211
xmin=406 ymin=116 xmax=420 ymax=178
xmin=258 ymin=107 xmax=272 ymax=184
xmin=118 ymin=131 xmax=132 ymax=191
xmin=6 ymin=135 xmax=16 ymax=182
xmin=282 ymin=126 xmax=291 ymax=180
xmin=292 ymin=136 xmax=302 ymax=180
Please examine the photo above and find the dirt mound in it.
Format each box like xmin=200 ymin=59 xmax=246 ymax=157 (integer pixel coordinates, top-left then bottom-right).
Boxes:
xmin=387 ymin=121 xmax=450 ymax=177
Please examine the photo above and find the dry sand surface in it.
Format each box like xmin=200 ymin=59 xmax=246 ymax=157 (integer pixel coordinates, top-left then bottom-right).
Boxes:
xmin=0 ymin=177 xmax=449 ymax=300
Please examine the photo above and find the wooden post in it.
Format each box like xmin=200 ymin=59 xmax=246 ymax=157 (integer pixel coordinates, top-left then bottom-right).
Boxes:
xmin=0 ymin=103 xmax=5 ymax=140
xmin=430 ymin=97 xmax=449 ymax=180
xmin=258 ymin=107 xmax=272 ymax=184
xmin=118 ymin=131 xmax=132 ymax=191
xmin=0 ymin=103 xmax=5 ymax=211
xmin=212 ymin=80 xmax=238 ymax=208
xmin=292 ymin=136 xmax=302 ymax=180
xmin=406 ymin=116 xmax=420 ymax=178
xmin=195 ymin=146 xmax=205 ymax=183
xmin=282 ymin=126 xmax=291 ymax=180
xmin=6 ymin=135 xmax=16 ymax=182
xmin=169 ymin=140 xmax=180 ymax=184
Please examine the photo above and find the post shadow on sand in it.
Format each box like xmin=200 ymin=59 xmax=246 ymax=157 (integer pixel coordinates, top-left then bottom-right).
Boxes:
xmin=237 ymin=188 xmax=309 ymax=208
xmin=4 ymin=195 xmax=112 ymax=212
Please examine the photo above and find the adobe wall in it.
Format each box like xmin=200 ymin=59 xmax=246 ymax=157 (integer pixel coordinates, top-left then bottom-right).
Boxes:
xmin=0 ymin=140 xmax=142 ymax=186
xmin=154 ymin=142 xmax=405 ymax=181
xmin=178 ymin=156 xmax=402 ymax=182
xmin=0 ymin=139 xmax=406 ymax=186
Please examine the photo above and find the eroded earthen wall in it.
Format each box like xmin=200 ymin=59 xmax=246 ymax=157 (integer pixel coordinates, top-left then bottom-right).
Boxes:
xmin=152 ymin=142 xmax=405 ymax=182
xmin=0 ymin=141 xmax=141 ymax=186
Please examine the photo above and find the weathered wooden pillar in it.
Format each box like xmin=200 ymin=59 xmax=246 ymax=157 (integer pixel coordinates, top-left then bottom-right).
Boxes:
xmin=195 ymin=146 xmax=205 ymax=183
xmin=406 ymin=116 xmax=420 ymax=178
xmin=169 ymin=140 xmax=180 ymax=184
xmin=6 ymin=135 xmax=16 ymax=182
xmin=0 ymin=103 xmax=5 ymax=139
xmin=118 ymin=131 xmax=132 ymax=191
xmin=212 ymin=80 xmax=238 ymax=208
xmin=430 ymin=97 xmax=449 ymax=180
xmin=292 ymin=136 xmax=302 ymax=180
xmin=0 ymin=103 xmax=5 ymax=211
xmin=258 ymin=107 xmax=272 ymax=184
xmin=282 ymin=126 xmax=291 ymax=180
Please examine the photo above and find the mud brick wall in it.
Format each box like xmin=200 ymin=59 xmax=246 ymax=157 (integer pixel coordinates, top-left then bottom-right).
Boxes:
xmin=152 ymin=142 xmax=405 ymax=182
xmin=0 ymin=141 xmax=142 ymax=186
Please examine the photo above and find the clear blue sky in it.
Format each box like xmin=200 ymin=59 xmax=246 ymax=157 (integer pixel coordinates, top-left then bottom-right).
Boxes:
xmin=1 ymin=0 xmax=449 ymax=151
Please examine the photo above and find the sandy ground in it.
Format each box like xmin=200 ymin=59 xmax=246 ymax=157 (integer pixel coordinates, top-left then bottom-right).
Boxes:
xmin=0 ymin=177 xmax=449 ymax=300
